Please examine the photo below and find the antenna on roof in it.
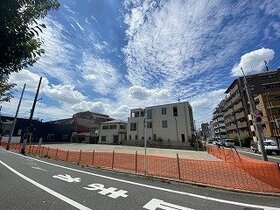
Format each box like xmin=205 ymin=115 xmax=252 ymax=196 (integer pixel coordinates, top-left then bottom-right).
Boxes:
xmin=264 ymin=60 xmax=269 ymax=72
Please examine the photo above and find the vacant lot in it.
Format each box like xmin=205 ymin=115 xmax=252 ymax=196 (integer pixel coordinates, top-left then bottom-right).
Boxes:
xmin=43 ymin=143 xmax=218 ymax=160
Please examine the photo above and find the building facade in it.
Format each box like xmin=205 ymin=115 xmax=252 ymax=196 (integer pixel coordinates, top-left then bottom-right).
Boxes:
xmin=212 ymin=100 xmax=227 ymax=139
xmin=255 ymin=90 xmax=280 ymax=140
xmin=127 ymin=102 xmax=194 ymax=146
xmin=201 ymin=123 xmax=210 ymax=139
xmin=224 ymin=69 xmax=280 ymax=139
xmin=99 ymin=120 xmax=127 ymax=144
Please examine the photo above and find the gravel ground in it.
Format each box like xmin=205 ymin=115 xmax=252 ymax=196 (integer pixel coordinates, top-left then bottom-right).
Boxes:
xmin=43 ymin=143 xmax=219 ymax=161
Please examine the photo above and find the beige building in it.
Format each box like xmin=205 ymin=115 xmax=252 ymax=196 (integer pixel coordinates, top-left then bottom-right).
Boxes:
xmin=224 ymin=69 xmax=280 ymax=140
xmin=127 ymin=102 xmax=194 ymax=146
xmin=99 ymin=120 xmax=127 ymax=144
xmin=255 ymin=90 xmax=280 ymax=140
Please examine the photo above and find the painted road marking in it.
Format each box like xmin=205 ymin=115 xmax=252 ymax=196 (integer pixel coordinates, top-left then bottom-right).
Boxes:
xmin=53 ymin=174 xmax=81 ymax=183
xmin=31 ymin=166 xmax=47 ymax=172
xmin=84 ymin=183 xmax=128 ymax=199
xmin=0 ymin=160 xmax=91 ymax=210
xmin=143 ymin=198 xmax=194 ymax=210
xmin=3 ymin=149 xmax=280 ymax=210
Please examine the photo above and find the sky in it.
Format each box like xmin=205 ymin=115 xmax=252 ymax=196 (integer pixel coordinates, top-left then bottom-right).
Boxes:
xmin=2 ymin=0 xmax=280 ymax=128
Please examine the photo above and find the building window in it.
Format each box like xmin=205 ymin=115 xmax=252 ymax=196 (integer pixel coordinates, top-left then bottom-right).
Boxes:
xmin=109 ymin=125 xmax=117 ymax=129
xmin=161 ymin=107 xmax=167 ymax=115
xmin=135 ymin=135 xmax=138 ymax=140
xmin=129 ymin=135 xmax=131 ymax=140
xmin=101 ymin=136 xmax=106 ymax=142
xmin=142 ymin=136 xmax=144 ymax=140
xmin=102 ymin=125 xmax=108 ymax=130
xmin=146 ymin=109 xmax=152 ymax=119
xmin=162 ymin=120 xmax=168 ymax=128
xmin=173 ymin=106 xmax=178 ymax=116
xmin=147 ymin=122 xmax=152 ymax=128
xmin=120 ymin=124 xmax=126 ymax=130
xmin=130 ymin=123 xmax=137 ymax=131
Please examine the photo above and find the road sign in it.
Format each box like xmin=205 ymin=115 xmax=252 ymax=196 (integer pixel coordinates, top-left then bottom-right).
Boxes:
xmin=143 ymin=198 xmax=193 ymax=210
xmin=84 ymin=183 xmax=128 ymax=199
xmin=53 ymin=174 xmax=81 ymax=183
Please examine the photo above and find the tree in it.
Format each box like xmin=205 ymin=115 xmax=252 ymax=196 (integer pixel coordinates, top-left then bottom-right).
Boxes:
xmin=0 ymin=0 xmax=60 ymax=101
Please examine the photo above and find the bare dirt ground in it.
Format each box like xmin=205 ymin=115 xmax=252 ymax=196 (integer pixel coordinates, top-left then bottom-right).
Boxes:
xmin=43 ymin=143 xmax=219 ymax=160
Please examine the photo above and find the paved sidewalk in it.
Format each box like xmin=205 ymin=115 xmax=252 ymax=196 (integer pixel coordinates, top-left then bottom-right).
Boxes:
xmin=43 ymin=143 xmax=219 ymax=160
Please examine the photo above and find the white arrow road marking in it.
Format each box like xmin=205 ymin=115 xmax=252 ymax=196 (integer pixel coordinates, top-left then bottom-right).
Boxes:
xmin=53 ymin=174 xmax=81 ymax=183
xmin=143 ymin=198 xmax=194 ymax=210
xmin=83 ymin=183 xmax=128 ymax=199
xmin=31 ymin=166 xmax=47 ymax=172
xmin=0 ymin=160 xmax=91 ymax=210
xmin=4 ymin=149 xmax=280 ymax=210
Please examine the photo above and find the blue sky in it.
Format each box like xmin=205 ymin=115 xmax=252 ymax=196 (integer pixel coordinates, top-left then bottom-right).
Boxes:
xmin=2 ymin=0 xmax=280 ymax=128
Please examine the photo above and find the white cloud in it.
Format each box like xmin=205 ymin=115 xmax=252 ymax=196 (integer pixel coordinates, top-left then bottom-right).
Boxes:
xmin=231 ymin=48 xmax=275 ymax=77
xmin=30 ymin=17 xmax=76 ymax=84
xmin=81 ymin=53 xmax=120 ymax=95
xmin=122 ymin=0 xmax=264 ymax=95
xmin=43 ymin=84 xmax=85 ymax=104
xmin=9 ymin=69 xmax=49 ymax=92
xmin=71 ymin=101 xmax=105 ymax=114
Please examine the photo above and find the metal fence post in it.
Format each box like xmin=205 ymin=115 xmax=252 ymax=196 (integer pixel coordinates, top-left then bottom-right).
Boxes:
xmin=92 ymin=150 xmax=95 ymax=166
xmin=135 ymin=151 xmax=138 ymax=173
xmin=177 ymin=153 xmax=181 ymax=180
xmin=66 ymin=150 xmax=69 ymax=161
xmin=55 ymin=148 xmax=58 ymax=160
xmin=79 ymin=150 xmax=82 ymax=164
xmin=112 ymin=150 xmax=115 ymax=169
xmin=46 ymin=146 xmax=50 ymax=157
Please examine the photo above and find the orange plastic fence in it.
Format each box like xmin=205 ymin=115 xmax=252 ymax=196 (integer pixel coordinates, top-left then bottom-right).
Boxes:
xmin=1 ymin=141 xmax=280 ymax=193
xmin=208 ymin=146 xmax=280 ymax=191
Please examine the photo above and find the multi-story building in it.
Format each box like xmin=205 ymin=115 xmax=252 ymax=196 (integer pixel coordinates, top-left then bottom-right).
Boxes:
xmin=201 ymin=123 xmax=210 ymax=139
xmin=99 ymin=120 xmax=127 ymax=144
xmin=224 ymin=69 xmax=280 ymax=139
xmin=255 ymin=90 xmax=280 ymax=140
xmin=127 ymin=102 xmax=194 ymax=146
xmin=212 ymin=100 xmax=227 ymax=139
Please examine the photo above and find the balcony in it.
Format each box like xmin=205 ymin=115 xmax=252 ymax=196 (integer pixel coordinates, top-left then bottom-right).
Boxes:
xmin=237 ymin=121 xmax=248 ymax=128
xmin=234 ymin=101 xmax=243 ymax=111
xmin=267 ymin=101 xmax=280 ymax=108
xmin=235 ymin=112 xmax=245 ymax=120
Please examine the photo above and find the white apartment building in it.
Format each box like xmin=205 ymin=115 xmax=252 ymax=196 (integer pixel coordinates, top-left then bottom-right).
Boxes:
xmin=127 ymin=102 xmax=194 ymax=145
xmin=99 ymin=120 xmax=127 ymax=144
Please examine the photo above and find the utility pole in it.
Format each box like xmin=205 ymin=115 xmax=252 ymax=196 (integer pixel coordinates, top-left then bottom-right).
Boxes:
xmin=6 ymin=84 xmax=26 ymax=150
xmin=21 ymin=77 xmax=42 ymax=154
xmin=241 ymin=68 xmax=268 ymax=161
xmin=231 ymin=101 xmax=242 ymax=148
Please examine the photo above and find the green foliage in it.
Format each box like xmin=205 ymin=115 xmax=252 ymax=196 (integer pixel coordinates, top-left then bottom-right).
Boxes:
xmin=0 ymin=0 xmax=60 ymax=101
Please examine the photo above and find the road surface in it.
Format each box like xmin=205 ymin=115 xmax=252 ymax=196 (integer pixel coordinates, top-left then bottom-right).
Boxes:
xmin=236 ymin=147 xmax=280 ymax=164
xmin=0 ymin=149 xmax=279 ymax=210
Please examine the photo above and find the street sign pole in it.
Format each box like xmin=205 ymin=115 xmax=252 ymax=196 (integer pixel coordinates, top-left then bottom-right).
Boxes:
xmin=241 ymin=68 xmax=267 ymax=161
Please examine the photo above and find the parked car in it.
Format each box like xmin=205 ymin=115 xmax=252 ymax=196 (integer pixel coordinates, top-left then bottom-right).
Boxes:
xmin=251 ymin=139 xmax=280 ymax=155
xmin=222 ymin=139 xmax=235 ymax=147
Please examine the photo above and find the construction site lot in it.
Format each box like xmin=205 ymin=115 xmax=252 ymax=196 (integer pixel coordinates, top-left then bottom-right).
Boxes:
xmin=42 ymin=143 xmax=218 ymax=160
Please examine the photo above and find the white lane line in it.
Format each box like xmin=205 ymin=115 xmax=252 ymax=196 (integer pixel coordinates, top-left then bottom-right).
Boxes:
xmin=0 ymin=160 xmax=91 ymax=210
xmin=31 ymin=166 xmax=47 ymax=172
xmin=3 ymin=149 xmax=280 ymax=210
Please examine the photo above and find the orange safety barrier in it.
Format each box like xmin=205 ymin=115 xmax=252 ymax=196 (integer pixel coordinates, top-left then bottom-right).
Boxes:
xmin=1 ymin=142 xmax=280 ymax=194
xmin=208 ymin=146 xmax=280 ymax=191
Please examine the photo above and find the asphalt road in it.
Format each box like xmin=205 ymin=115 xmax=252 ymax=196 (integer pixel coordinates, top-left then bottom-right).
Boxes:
xmin=1 ymin=149 xmax=280 ymax=210
xmin=236 ymin=147 xmax=280 ymax=164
